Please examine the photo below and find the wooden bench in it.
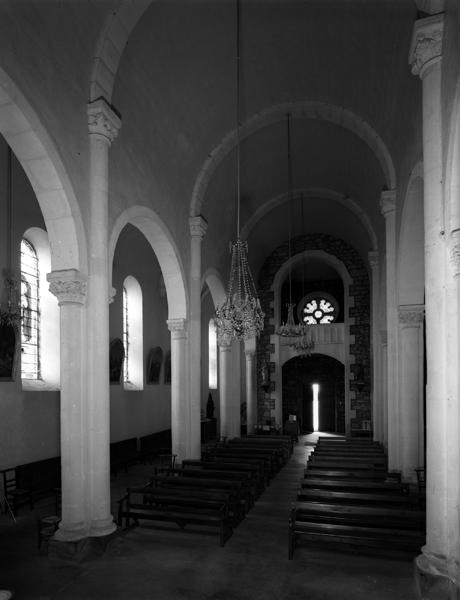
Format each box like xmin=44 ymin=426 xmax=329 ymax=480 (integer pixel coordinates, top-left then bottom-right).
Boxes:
xmin=301 ymin=478 xmax=407 ymax=494
xmin=117 ymin=486 xmax=233 ymax=546
xmin=1 ymin=456 xmax=61 ymax=515
xmin=182 ymin=459 xmax=266 ymax=496
xmin=179 ymin=465 xmax=257 ymax=507
xmin=289 ymin=501 xmax=425 ymax=559
xmin=206 ymin=446 xmax=278 ymax=478
xmin=150 ymin=472 xmax=248 ymax=522
xmin=297 ymin=487 xmax=419 ymax=507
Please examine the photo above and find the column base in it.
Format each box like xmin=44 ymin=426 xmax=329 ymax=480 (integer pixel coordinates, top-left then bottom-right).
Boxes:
xmin=54 ymin=520 xmax=88 ymax=542
xmin=89 ymin=516 xmax=117 ymax=537
xmin=415 ymin=552 xmax=460 ymax=599
xmin=49 ymin=528 xmax=120 ymax=563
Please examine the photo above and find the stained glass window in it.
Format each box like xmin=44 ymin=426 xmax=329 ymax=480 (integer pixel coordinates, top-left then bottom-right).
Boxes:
xmin=20 ymin=238 xmax=40 ymax=379
xmin=209 ymin=318 xmax=218 ymax=389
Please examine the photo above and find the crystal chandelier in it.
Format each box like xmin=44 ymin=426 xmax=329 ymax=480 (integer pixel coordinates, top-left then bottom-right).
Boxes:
xmin=215 ymin=0 xmax=264 ymax=343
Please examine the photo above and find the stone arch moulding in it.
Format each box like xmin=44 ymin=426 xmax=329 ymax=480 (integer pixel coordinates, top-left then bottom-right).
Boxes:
xmin=279 ymin=347 xmax=345 ymax=369
xmin=89 ymin=0 xmax=153 ymax=103
xmin=240 ymin=187 xmax=378 ymax=252
xmin=191 ymin=100 xmax=397 ymax=217
xmin=202 ymin=268 xmax=226 ymax=309
xmin=0 ymin=67 xmax=86 ymax=273
xmin=397 ymin=161 xmax=424 ymax=306
xmin=109 ymin=206 xmax=188 ymax=320
xmin=444 ymin=74 xmax=460 ymax=249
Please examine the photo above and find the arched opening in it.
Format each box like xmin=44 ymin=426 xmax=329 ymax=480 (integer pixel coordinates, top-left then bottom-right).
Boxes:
xmin=282 ymin=354 xmax=345 ymax=434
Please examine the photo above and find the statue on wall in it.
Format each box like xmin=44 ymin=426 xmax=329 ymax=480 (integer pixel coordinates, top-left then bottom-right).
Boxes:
xmin=147 ymin=346 xmax=163 ymax=384
xmin=206 ymin=392 xmax=215 ymax=419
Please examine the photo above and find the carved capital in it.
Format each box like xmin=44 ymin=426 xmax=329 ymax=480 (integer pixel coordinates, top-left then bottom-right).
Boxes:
xmin=47 ymin=269 xmax=87 ymax=305
xmin=368 ymin=250 xmax=379 ymax=270
xmin=380 ymin=189 xmax=396 ymax=218
xmin=167 ymin=318 xmax=187 ymax=337
xmin=409 ymin=14 xmax=444 ymax=78
xmin=399 ymin=304 xmax=425 ymax=326
xmin=218 ymin=333 xmax=233 ymax=349
xmin=87 ymin=98 xmax=121 ymax=143
xmin=189 ymin=215 xmax=208 ymax=239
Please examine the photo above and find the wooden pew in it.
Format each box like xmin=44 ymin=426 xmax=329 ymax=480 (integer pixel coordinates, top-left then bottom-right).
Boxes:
xmin=117 ymin=486 xmax=233 ymax=546
xmin=182 ymin=459 xmax=266 ymax=495
xmin=206 ymin=446 xmax=278 ymax=477
xmin=137 ymin=429 xmax=172 ymax=464
xmin=149 ymin=473 xmax=247 ymax=523
xmin=178 ymin=464 xmax=257 ymax=507
xmin=288 ymin=501 xmax=425 ymax=559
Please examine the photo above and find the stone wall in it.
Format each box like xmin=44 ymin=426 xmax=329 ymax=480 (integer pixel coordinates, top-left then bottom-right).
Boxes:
xmin=256 ymin=233 xmax=370 ymax=431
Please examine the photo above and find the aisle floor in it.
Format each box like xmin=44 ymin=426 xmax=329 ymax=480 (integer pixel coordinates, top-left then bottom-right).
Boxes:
xmin=0 ymin=433 xmax=418 ymax=599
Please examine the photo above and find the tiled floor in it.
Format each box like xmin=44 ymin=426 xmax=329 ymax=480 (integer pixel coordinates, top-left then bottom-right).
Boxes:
xmin=0 ymin=434 xmax=418 ymax=599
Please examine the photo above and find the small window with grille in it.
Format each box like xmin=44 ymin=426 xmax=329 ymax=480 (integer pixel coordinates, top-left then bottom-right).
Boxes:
xmin=20 ymin=238 xmax=40 ymax=379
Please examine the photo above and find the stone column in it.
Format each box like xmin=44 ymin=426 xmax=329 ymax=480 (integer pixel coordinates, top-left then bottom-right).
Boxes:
xmin=86 ymin=98 xmax=121 ymax=537
xmin=218 ymin=337 xmax=232 ymax=439
xmin=380 ymin=189 xmax=399 ymax=472
xmin=189 ymin=216 xmax=207 ymax=459
xmin=410 ymin=14 xmax=457 ymax=596
xmin=398 ymin=305 xmax=425 ymax=483
xmin=380 ymin=331 xmax=388 ymax=448
xmin=368 ymin=250 xmax=381 ymax=442
xmin=47 ymin=269 xmax=88 ymax=541
xmin=244 ymin=346 xmax=256 ymax=435
xmin=167 ymin=318 xmax=189 ymax=463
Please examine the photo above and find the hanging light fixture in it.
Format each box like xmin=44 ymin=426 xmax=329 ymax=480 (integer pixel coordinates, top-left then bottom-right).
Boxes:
xmin=276 ymin=113 xmax=305 ymax=339
xmin=215 ymin=0 xmax=264 ymax=343
xmin=290 ymin=194 xmax=314 ymax=357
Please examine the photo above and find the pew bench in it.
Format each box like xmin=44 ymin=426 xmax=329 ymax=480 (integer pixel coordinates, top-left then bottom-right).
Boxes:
xmin=137 ymin=429 xmax=172 ymax=464
xmin=288 ymin=502 xmax=425 ymax=559
xmin=182 ymin=459 xmax=266 ymax=495
xmin=150 ymin=472 xmax=248 ymax=522
xmin=117 ymin=486 xmax=233 ymax=546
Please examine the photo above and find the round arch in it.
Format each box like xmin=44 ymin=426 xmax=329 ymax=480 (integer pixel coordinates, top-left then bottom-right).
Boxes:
xmin=240 ymin=187 xmax=378 ymax=252
xmin=109 ymin=206 xmax=188 ymax=320
xmin=90 ymin=0 xmax=153 ymax=103
xmin=191 ymin=100 xmax=397 ymax=217
xmin=0 ymin=67 xmax=86 ymax=273
xmin=397 ymin=162 xmax=424 ymax=306
xmin=202 ymin=267 xmax=226 ymax=309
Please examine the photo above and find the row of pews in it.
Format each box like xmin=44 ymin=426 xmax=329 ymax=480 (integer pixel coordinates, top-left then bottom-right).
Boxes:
xmin=117 ymin=434 xmax=293 ymax=546
xmin=288 ymin=436 xmax=426 ymax=559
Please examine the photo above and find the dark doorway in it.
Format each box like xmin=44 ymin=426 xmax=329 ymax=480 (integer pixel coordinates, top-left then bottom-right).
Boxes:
xmin=282 ymin=354 xmax=345 ymax=433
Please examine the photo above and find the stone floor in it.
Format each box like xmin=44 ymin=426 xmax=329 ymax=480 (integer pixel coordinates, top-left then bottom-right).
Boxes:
xmin=0 ymin=434 xmax=419 ymax=599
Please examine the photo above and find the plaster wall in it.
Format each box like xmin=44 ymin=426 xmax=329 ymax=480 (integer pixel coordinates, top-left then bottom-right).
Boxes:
xmin=0 ymin=137 xmax=60 ymax=470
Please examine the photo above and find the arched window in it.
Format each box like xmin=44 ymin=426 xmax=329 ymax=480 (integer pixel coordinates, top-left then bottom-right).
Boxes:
xmin=208 ymin=318 xmax=218 ymax=389
xmin=122 ymin=276 xmax=143 ymax=390
xmin=300 ymin=292 xmax=339 ymax=325
xmin=20 ymin=239 xmax=40 ymax=379
xmin=20 ymin=230 xmax=60 ymax=389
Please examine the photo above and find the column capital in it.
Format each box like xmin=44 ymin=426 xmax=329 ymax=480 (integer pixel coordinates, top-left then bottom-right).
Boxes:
xmin=87 ymin=98 xmax=121 ymax=143
xmin=218 ymin=334 xmax=233 ymax=349
xmin=398 ymin=304 xmax=425 ymax=326
xmin=380 ymin=189 xmax=396 ymax=218
xmin=409 ymin=13 xmax=444 ymax=78
xmin=167 ymin=318 xmax=188 ymax=336
xmin=189 ymin=215 xmax=208 ymax=239
xmin=449 ymin=230 xmax=460 ymax=278
xmin=368 ymin=250 xmax=379 ymax=270
xmin=47 ymin=269 xmax=87 ymax=305
xmin=244 ymin=348 xmax=256 ymax=359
